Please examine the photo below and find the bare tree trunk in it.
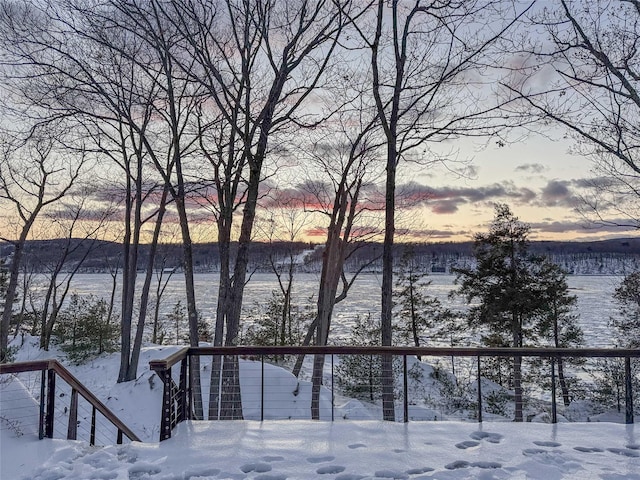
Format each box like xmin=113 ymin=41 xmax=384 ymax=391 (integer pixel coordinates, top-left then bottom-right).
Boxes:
xmin=208 ymin=222 xmax=231 ymax=419
xmin=219 ymin=163 xmax=265 ymax=420
xmin=1 ymin=241 xmax=25 ymax=361
xmin=380 ymin=140 xmax=396 ymax=421
xmin=127 ymin=185 xmax=169 ymax=381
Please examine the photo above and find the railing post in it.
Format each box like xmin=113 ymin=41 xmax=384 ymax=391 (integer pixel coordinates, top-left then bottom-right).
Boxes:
xmin=403 ymin=355 xmax=408 ymax=423
xmin=39 ymin=368 xmax=46 ymax=440
xmin=67 ymin=388 xmax=79 ymax=440
xmin=551 ymin=356 xmax=557 ymax=424
xmin=186 ymin=354 xmax=192 ymax=421
xmin=625 ymin=356 xmax=634 ymax=425
xmin=477 ymin=355 xmax=482 ymax=423
xmin=117 ymin=429 xmax=123 ymax=445
xmin=331 ymin=354 xmax=335 ymax=422
xmin=90 ymin=407 xmax=96 ymax=446
xmin=261 ymin=355 xmax=264 ymax=422
xmin=159 ymin=367 xmax=173 ymax=441
xmin=45 ymin=368 xmax=56 ymax=438
xmin=179 ymin=358 xmax=188 ymax=423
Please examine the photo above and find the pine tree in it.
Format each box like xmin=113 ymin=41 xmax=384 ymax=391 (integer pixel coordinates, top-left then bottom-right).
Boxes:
xmin=336 ymin=314 xmax=382 ymax=402
xmin=612 ymin=272 xmax=640 ymax=348
xmin=532 ymin=259 xmax=584 ymax=407
xmin=454 ymin=204 xmax=542 ymax=421
xmin=590 ymin=272 xmax=640 ymax=415
xmin=52 ymin=294 xmax=119 ymax=364
xmin=394 ymin=248 xmax=461 ymax=358
xmin=335 ymin=314 xmax=402 ymax=403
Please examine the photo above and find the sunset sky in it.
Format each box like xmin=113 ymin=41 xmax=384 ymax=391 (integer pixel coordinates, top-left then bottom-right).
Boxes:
xmin=3 ymin=130 xmax=637 ymax=246
xmin=273 ymin=129 xmax=639 ymax=244
xmin=1 ymin=1 xmax=638 ymax=247
xmin=389 ymin=131 xmax=633 ymax=243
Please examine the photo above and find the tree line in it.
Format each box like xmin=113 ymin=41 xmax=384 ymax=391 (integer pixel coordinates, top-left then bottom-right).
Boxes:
xmin=1 ymin=0 xmax=639 ymax=422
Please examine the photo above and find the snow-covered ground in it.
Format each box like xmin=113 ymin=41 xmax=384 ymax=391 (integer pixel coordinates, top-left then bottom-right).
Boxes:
xmin=3 ymin=418 xmax=639 ymax=479
xmin=2 ymin=336 xmax=639 ymax=479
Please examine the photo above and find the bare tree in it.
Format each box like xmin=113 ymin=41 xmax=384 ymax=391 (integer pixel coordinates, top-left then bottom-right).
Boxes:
xmin=290 ymin=108 xmax=385 ymax=418
xmin=167 ymin=0 xmax=358 ymax=419
xmin=0 ymin=129 xmax=83 ymax=361
xmin=38 ymin=187 xmax=114 ymax=350
xmin=504 ymin=0 xmax=640 ymax=230
xmin=0 ymin=0 xmax=201 ymax=384
xmin=254 ymin=191 xmax=311 ymax=353
xmin=354 ymin=0 xmax=533 ymax=421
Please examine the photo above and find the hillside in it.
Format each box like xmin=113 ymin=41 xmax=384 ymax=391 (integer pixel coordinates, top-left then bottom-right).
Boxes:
xmin=1 ymin=237 xmax=639 ymax=275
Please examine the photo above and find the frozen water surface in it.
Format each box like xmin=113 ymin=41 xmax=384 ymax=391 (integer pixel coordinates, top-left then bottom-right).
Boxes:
xmin=39 ymin=273 xmax=624 ymax=346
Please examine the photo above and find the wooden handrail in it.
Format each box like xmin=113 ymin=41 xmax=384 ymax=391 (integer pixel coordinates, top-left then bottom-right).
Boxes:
xmin=0 ymin=360 xmax=141 ymax=443
xmin=149 ymin=345 xmax=640 ymax=369
xmin=149 ymin=347 xmax=189 ymax=371
xmin=0 ymin=359 xmax=56 ymax=374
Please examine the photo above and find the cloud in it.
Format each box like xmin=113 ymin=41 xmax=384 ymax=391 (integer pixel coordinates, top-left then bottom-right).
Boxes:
xmin=529 ymin=219 xmax=639 ymax=234
xmin=515 ymin=163 xmax=546 ymax=174
xmin=430 ymin=200 xmax=462 ymax=214
xmin=400 ymin=181 xmax=538 ymax=214
xmin=540 ymin=179 xmax=577 ymax=207
xmin=407 ymin=228 xmax=472 ymax=239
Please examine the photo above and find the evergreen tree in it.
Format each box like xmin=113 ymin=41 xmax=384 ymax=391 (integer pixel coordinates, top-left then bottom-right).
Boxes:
xmin=394 ymin=248 xmax=460 ymax=358
xmin=242 ymin=291 xmax=312 ymax=364
xmin=532 ymin=259 xmax=584 ymax=407
xmin=590 ymin=272 xmax=640 ymax=415
xmin=454 ymin=204 xmax=542 ymax=421
xmin=166 ymin=301 xmax=186 ymax=345
xmin=52 ymin=294 xmax=119 ymax=364
xmin=612 ymin=272 xmax=640 ymax=348
xmin=336 ymin=314 xmax=401 ymax=403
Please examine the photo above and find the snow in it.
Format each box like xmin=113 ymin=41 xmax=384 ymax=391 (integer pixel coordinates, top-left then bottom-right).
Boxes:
xmin=2 ymin=336 xmax=639 ymax=479
xmin=3 ymin=420 xmax=639 ymax=479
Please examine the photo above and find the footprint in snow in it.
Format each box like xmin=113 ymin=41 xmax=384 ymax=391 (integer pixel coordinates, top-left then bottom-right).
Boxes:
xmin=255 ymin=475 xmax=287 ymax=480
xmin=306 ymin=455 xmax=335 ymax=463
xmin=117 ymin=448 xmax=138 ymax=464
xmin=316 ymin=465 xmax=346 ymax=474
xmin=393 ymin=448 xmax=405 ymax=453
xmin=606 ymin=447 xmax=640 ymax=458
xmin=184 ymin=467 xmax=221 ymax=478
xmin=574 ymin=446 xmax=604 ymax=453
xmin=335 ymin=475 xmax=366 ymax=480
xmin=240 ymin=462 xmax=272 ymax=473
xmin=348 ymin=443 xmax=367 ymax=449
xmin=627 ymin=444 xmax=640 ymax=450
xmin=470 ymin=431 xmax=503 ymax=443
xmin=522 ymin=448 xmax=549 ymax=456
xmin=373 ymin=469 xmax=409 ymax=479
xmin=262 ymin=456 xmax=285 ymax=462
xmin=533 ymin=441 xmax=562 ymax=447
xmin=217 ymin=472 xmax=246 ymax=479
xmin=455 ymin=440 xmax=480 ymax=449
xmin=470 ymin=461 xmax=502 ymax=469
xmin=445 ymin=460 xmax=470 ymax=470
xmin=128 ymin=464 xmax=161 ymax=479
xmin=405 ymin=467 xmax=434 ymax=475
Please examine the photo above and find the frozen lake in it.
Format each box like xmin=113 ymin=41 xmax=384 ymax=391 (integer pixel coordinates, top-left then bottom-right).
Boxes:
xmin=50 ymin=272 xmax=623 ymax=348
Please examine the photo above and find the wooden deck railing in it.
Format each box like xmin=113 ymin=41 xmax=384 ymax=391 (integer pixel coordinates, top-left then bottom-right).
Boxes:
xmin=150 ymin=346 xmax=639 ymax=441
xmin=0 ymin=360 xmax=140 ymax=444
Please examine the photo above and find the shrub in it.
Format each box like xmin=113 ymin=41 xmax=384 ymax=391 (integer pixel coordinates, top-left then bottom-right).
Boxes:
xmin=52 ymin=294 xmax=119 ymax=364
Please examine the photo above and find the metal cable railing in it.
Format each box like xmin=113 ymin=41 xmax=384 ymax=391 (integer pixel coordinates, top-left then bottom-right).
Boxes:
xmin=149 ymin=346 xmax=639 ymax=441
xmin=0 ymin=360 xmax=140 ymax=445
